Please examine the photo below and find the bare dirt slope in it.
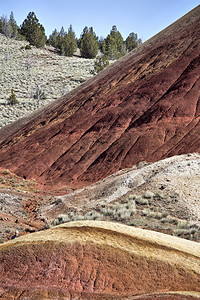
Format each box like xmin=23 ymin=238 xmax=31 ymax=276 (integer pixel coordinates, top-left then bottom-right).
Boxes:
xmin=40 ymin=153 xmax=200 ymax=221
xmin=39 ymin=153 xmax=200 ymax=242
xmin=0 ymin=221 xmax=200 ymax=299
xmin=0 ymin=6 xmax=199 ymax=189
xmin=0 ymin=153 xmax=199 ymax=244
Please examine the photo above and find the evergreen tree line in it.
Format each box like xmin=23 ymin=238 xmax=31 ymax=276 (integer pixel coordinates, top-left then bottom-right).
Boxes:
xmin=0 ymin=11 xmax=142 ymax=60
xmin=49 ymin=24 xmax=142 ymax=59
xmin=0 ymin=11 xmax=46 ymax=47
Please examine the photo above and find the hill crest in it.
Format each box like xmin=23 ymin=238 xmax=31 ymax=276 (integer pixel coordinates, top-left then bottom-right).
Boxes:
xmin=0 ymin=5 xmax=199 ymax=188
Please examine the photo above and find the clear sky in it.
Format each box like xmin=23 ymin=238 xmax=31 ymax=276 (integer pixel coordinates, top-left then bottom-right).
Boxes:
xmin=0 ymin=0 xmax=199 ymax=41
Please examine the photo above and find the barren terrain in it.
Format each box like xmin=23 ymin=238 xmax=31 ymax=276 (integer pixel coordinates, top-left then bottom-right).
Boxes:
xmin=0 ymin=6 xmax=200 ymax=300
xmin=0 ymin=153 xmax=199 ymax=244
xmin=0 ymin=221 xmax=200 ymax=299
xmin=0 ymin=6 xmax=199 ymax=189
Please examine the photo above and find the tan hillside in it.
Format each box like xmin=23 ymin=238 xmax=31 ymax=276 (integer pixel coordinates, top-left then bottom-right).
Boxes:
xmin=0 ymin=221 xmax=200 ymax=299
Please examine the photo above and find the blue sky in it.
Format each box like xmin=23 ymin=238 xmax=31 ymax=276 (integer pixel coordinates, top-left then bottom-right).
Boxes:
xmin=0 ymin=0 xmax=199 ymax=41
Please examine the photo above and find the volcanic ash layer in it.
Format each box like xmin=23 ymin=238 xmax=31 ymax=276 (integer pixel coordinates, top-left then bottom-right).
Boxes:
xmin=0 ymin=6 xmax=199 ymax=188
xmin=0 ymin=221 xmax=200 ymax=299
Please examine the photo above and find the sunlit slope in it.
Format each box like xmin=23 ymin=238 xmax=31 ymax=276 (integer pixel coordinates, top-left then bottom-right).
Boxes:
xmin=0 ymin=6 xmax=199 ymax=188
xmin=0 ymin=221 xmax=200 ymax=299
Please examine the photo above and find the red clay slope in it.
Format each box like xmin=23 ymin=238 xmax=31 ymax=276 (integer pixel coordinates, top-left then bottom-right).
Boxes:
xmin=0 ymin=6 xmax=199 ymax=189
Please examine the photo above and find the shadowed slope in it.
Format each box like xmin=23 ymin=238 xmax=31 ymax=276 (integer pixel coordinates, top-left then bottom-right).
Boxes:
xmin=0 ymin=221 xmax=200 ymax=299
xmin=0 ymin=6 xmax=199 ymax=188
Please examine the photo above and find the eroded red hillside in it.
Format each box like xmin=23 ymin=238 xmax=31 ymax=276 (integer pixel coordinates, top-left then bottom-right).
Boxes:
xmin=0 ymin=6 xmax=199 ymax=189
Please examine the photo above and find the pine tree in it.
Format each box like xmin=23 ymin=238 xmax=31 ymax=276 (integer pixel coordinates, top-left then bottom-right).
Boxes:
xmin=48 ymin=29 xmax=59 ymax=48
xmin=20 ymin=12 xmax=46 ymax=47
xmin=98 ymin=36 xmax=104 ymax=52
xmin=125 ymin=32 xmax=142 ymax=52
xmin=102 ymin=25 xmax=126 ymax=60
xmin=9 ymin=11 xmax=18 ymax=38
xmin=64 ymin=25 xmax=77 ymax=57
xmin=57 ymin=26 xmax=65 ymax=55
xmin=80 ymin=26 xmax=98 ymax=59
xmin=0 ymin=18 xmax=2 ymax=34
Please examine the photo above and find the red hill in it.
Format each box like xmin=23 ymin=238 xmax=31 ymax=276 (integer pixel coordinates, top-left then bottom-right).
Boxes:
xmin=0 ymin=6 xmax=199 ymax=189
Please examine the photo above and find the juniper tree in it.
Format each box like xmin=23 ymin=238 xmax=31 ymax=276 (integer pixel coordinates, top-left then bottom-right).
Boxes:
xmin=92 ymin=55 xmax=109 ymax=74
xmin=80 ymin=26 xmax=98 ymax=59
xmin=48 ymin=29 xmax=59 ymax=48
xmin=64 ymin=25 xmax=77 ymax=57
xmin=20 ymin=12 xmax=46 ymax=47
xmin=9 ymin=11 xmax=18 ymax=38
xmin=125 ymin=32 xmax=142 ymax=52
xmin=102 ymin=25 xmax=126 ymax=60
xmin=57 ymin=26 xmax=65 ymax=55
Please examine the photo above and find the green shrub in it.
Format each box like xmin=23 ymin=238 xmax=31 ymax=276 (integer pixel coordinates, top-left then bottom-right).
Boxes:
xmin=25 ymin=44 xmax=31 ymax=50
xmin=33 ymin=89 xmax=46 ymax=100
xmin=7 ymin=89 xmax=18 ymax=105
xmin=92 ymin=55 xmax=109 ymax=74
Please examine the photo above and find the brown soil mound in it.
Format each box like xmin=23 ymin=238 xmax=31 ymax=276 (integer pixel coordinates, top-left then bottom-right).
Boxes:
xmin=0 ymin=221 xmax=199 ymax=299
xmin=0 ymin=6 xmax=199 ymax=189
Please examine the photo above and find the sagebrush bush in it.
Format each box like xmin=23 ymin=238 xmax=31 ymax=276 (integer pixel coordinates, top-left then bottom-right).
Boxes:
xmin=135 ymin=197 xmax=148 ymax=205
xmin=144 ymin=191 xmax=154 ymax=199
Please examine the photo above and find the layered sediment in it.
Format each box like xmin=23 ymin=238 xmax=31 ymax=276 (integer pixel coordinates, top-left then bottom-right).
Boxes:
xmin=0 ymin=6 xmax=199 ymax=189
xmin=0 ymin=221 xmax=200 ymax=299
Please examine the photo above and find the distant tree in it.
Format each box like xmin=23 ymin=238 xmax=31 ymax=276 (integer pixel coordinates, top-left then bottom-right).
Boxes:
xmin=0 ymin=15 xmax=11 ymax=37
xmin=32 ymin=26 xmax=46 ymax=48
xmin=48 ymin=25 xmax=77 ymax=57
xmin=0 ymin=18 xmax=2 ymax=33
xmin=48 ymin=29 xmax=59 ymax=48
xmin=7 ymin=89 xmax=18 ymax=105
xmin=102 ymin=25 xmax=126 ymax=60
xmin=92 ymin=55 xmax=109 ymax=74
xmin=80 ymin=26 xmax=98 ymax=58
xmin=9 ymin=11 xmax=18 ymax=38
xmin=57 ymin=26 xmax=65 ymax=55
xmin=63 ymin=25 xmax=77 ymax=56
xmin=125 ymin=32 xmax=142 ymax=52
xmin=19 ymin=12 xmax=46 ymax=47
xmin=59 ymin=26 xmax=65 ymax=38
xmin=98 ymin=36 xmax=104 ymax=52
